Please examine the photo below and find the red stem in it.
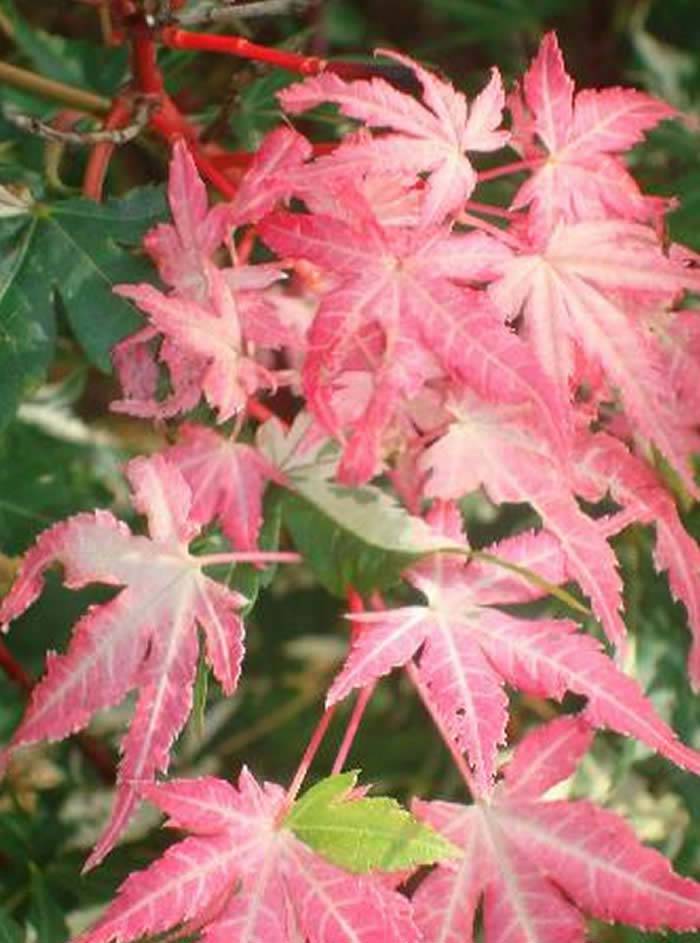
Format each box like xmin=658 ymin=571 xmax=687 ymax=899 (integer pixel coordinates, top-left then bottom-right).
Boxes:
xmin=192 ymin=148 xmax=239 ymax=200
xmin=161 ymin=26 xmax=330 ymax=74
xmin=209 ymin=140 xmax=338 ymax=173
xmin=160 ymin=27 xmax=396 ymax=81
xmin=476 ymin=157 xmax=543 ymax=183
xmin=283 ymin=704 xmax=337 ymax=810
xmin=246 ymin=396 xmax=285 ymax=426
xmin=331 ymin=590 xmax=377 ymax=774
xmin=457 ymin=210 xmax=524 ymax=251
xmin=131 ymin=27 xmax=163 ymax=94
xmin=463 ymin=199 xmax=520 ymax=221
xmin=83 ymin=96 xmax=135 ymax=200
xmin=331 ymin=683 xmax=375 ymax=774
xmin=0 ymin=639 xmax=32 ymax=693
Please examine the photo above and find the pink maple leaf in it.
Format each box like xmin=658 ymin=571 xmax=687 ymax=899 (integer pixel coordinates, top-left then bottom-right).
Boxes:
xmin=0 ymin=455 xmax=249 ymax=868
xmin=111 ymin=326 xmax=204 ymax=421
xmin=231 ymin=125 xmax=313 ymax=226
xmin=490 ymin=219 xmax=700 ymax=496
xmin=412 ymin=715 xmax=700 ymax=942
xmin=259 ymin=192 xmax=512 ymax=482
xmin=115 ymin=265 xmax=276 ymax=422
xmin=574 ymin=430 xmax=700 ymax=689
xmin=509 ymin=31 xmax=676 ymax=238
xmin=76 ymin=768 xmax=420 ymax=943
xmin=145 ymin=140 xmax=234 ymax=301
xmin=280 ymin=51 xmax=508 ymax=226
xmin=164 ymin=424 xmax=285 ymax=552
xmin=327 ymin=503 xmax=700 ymax=793
xmin=417 ymin=379 xmax=627 ymax=650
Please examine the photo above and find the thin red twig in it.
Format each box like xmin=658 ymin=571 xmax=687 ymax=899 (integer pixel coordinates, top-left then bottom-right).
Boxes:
xmin=463 ymin=199 xmax=520 ymax=221
xmin=283 ymin=704 xmax=337 ymax=810
xmin=0 ymin=639 xmax=32 ymax=693
xmin=83 ymin=96 xmax=135 ymax=200
xmin=160 ymin=27 xmax=406 ymax=82
xmin=331 ymin=683 xmax=375 ymax=775
xmin=476 ymin=157 xmax=543 ymax=183
xmin=330 ymin=589 xmax=375 ymax=773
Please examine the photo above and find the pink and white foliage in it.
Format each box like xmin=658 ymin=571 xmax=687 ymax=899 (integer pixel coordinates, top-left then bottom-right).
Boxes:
xmin=508 ymin=31 xmax=676 ymax=239
xmin=412 ymin=716 xmax=700 ymax=942
xmin=259 ymin=192 xmax=517 ymax=483
xmin=489 ymin=219 xmax=700 ymax=496
xmin=574 ymin=431 xmax=700 ymax=688
xmin=230 ymin=125 xmax=313 ymax=226
xmin=0 ymin=455 xmax=248 ymax=868
xmin=77 ymin=768 xmax=420 ymax=943
xmin=145 ymin=140 xmax=235 ymax=301
xmin=279 ymin=50 xmax=508 ymax=226
xmin=164 ymin=424 xmax=285 ymax=552
xmin=417 ymin=381 xmax=628 ymax=649
xmin=5 ymin=26 xmax=700 ymax=939
xmin=116 ymin=265 xmax=278 ymax=422
xmin=111 ymin=325 xmax=205 ymax=420
xmin=328 ymin=502 xmax=700 ymax=793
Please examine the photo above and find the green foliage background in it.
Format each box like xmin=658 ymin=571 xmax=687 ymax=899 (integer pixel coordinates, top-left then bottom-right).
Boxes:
xmin=1 ymin=1 xmax=700 ymax=940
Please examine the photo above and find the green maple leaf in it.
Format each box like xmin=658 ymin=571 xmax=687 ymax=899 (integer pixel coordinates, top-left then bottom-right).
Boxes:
xmin=0 ymin=185 xmax=166 ymax=429
xmin=286 ymin=771 xmax=460 ymax=873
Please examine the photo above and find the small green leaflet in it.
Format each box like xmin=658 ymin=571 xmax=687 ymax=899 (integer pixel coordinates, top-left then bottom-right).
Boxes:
xmin=285 ymin=770 xmax=460 ymax=873
xmin=0 ymin=186 xmax=166 ymax=429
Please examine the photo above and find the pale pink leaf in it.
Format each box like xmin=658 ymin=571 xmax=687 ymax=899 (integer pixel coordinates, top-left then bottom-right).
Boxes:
xmin=165 ymin=424 xmax=284 ymax=553
xmin=510 ymin=32 xmax=675 ymax=235
xmin=501 ymin=715 xmax=594 ymax=800
xmin=145 ymin=140 xmax=233 ymax=301
xmin=413 ymin=718 xmax=700 ymax=942
xmin=0 ymin=455 xmax=247 ymax=863
xmin=280 ymin=52 xmax=507 ymax=224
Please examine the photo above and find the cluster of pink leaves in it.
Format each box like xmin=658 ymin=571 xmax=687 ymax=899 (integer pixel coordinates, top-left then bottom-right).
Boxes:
xmin=4 ymin=30 xmax=700 ymax=942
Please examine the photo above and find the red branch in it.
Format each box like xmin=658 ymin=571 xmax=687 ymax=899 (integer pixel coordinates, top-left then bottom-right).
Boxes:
xmin=0 ymin=639 xmax=32 ymax=693
xmin=160 ymin=27 xmax=405 ymax=82
xmin=83 ymin=96 xmax=135 ymax=200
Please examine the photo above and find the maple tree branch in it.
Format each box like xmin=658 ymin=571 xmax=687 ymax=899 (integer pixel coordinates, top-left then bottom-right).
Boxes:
xmin=174 ymin=0 xmax=309 ymax=27
xmin=6 ymin=97 xmax=154 ymax=147
xmin=83 ymin=96 xmax=141 ymax=199
xmin=0 ymin=639 xmax=32 ymax=693
xmin=0 ymin=62 xmax=110 ymax=115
